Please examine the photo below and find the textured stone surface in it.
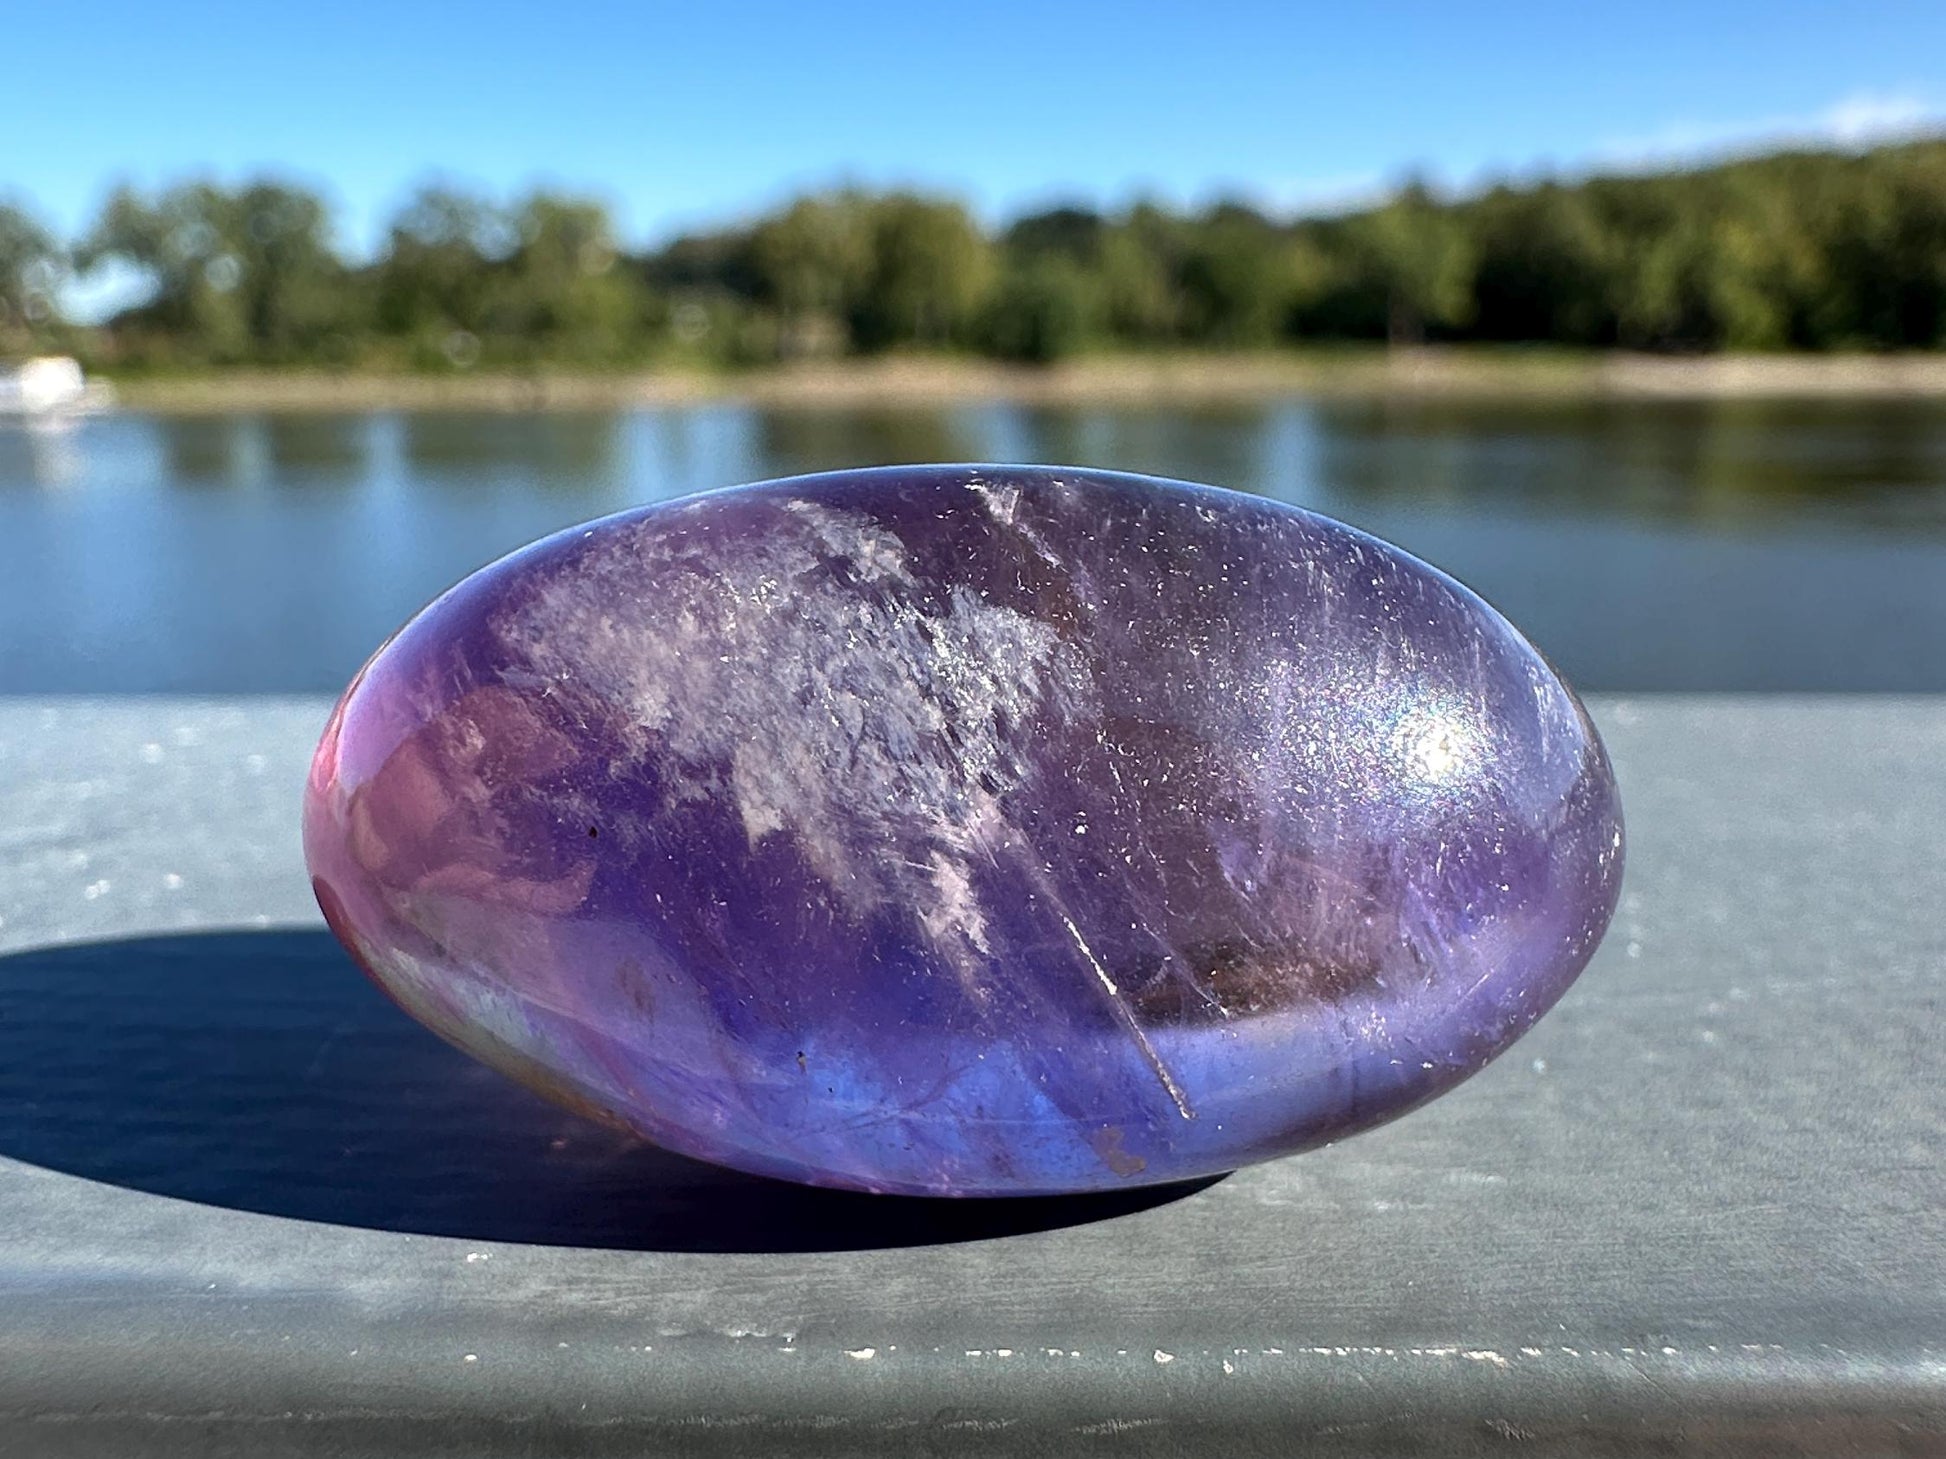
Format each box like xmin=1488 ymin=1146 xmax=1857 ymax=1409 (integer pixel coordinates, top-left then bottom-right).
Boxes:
xmin=304 ymin=465 xmax=1623 ymax=1195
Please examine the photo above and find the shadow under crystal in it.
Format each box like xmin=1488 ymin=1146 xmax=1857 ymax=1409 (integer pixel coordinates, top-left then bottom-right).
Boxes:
xmin=0 ymin=930 xmax=1218 ymax=1252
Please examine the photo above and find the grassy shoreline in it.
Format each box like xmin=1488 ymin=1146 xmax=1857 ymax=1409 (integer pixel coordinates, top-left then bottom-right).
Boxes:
xmin=101 ymin=349 xmax=1946 ymax=414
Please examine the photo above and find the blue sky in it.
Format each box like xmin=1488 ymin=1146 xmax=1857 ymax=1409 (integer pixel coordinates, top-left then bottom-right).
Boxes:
xmin=8 ymin=0 xmax=1945 ymax=256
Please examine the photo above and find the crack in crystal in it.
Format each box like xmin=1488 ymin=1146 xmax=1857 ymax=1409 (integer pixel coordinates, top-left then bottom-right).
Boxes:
xmin=1055 ymin=909 xmax=1196 ymax=1122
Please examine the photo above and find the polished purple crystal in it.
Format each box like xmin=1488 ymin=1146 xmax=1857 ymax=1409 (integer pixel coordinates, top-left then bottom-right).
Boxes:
xmin=305 ymin=465 xmax=1623 ymax=1196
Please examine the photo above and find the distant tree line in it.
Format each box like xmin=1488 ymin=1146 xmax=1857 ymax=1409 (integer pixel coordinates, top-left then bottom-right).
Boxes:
xmin=3 ymin=139 xmax=1944 ymax=369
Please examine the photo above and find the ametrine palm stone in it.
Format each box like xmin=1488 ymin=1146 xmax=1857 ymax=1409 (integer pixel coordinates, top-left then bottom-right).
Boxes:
xmin=304 ymin=465 xmax=1623 ymax=1196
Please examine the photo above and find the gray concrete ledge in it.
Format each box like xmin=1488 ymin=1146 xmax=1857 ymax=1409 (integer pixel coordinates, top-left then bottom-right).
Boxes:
xmin=0 ymin=696 xmax=1940 ymax=1456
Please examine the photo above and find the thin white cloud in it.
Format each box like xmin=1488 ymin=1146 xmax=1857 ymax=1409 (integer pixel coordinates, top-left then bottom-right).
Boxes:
xmin=1597 ymin=89 xmax=1944 ymax=170
xmin=1237 ymin=91 xmax=1944 ymax=221
xmin=1820 ymin=91 xmax=1937 ymax=144
xmin=1257 ymin=171 xmax=1393 ymax=218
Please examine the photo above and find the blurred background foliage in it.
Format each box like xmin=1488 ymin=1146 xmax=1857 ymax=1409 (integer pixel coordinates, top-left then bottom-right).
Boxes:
xmin=4 ymin=138 xmax=1945 ymax=371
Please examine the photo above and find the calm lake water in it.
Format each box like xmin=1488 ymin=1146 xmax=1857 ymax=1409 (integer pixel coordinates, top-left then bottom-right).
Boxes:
xmin=4 ymin=396 xmax=1945 ymax=693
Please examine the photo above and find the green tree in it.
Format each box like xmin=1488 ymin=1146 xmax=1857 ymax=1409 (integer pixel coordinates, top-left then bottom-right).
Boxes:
xmin=1468 ymin=183 xmax=1618 ymax=344
xmin=228 ymin=181 xmax=355 ymax=359
xmin=1344 ymin=182 xmax=1479 ymax=344
xmin=1601 ymin=178 xmax=1718 ymax=350
xmin=849 ymin=193 xmax=993 ymax=350
xmin=78 ymin=179 xmax=350 ymax=363
xmin=1176 ymin=202 xmax=1300 ymax=346
xmin=981 ymin=254 xmax=1101 ymax=362
xmin=34 ymin=136 xmax=1946 ymax=370
xmin=1705 ymin=193 xmax=1813 ymax=350
xmin=1814 ymin=147 xmax=1946 ymax=348
xmin=1003 ymin=206 xmax=1106 ymax=263
xmin=0 ymin=198 xmax=64 ymax=347
xmin=493 ymin=193 xmax=654 ymax=364
xmin=981 ymin=207 xmax=1111 ymax=361
xmin=748 ymin=193 xmax=875 ymax=353
xmin=374 ymin=185 xmax=515 ymax=358
xmin=1100 ymin=203 xmax=1183 ymax=343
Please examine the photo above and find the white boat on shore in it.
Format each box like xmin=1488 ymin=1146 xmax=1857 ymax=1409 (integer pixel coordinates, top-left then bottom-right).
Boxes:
xmin=0 ymin=357 xmax=114 ymax=421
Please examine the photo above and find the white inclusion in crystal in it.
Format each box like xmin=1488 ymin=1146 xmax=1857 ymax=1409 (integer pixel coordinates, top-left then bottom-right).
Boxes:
xmin=966 ymin=476 xmax=1021 ymax=526
xmin=497 ymin=498 xmax=1092 ymax=957
xmin=921 ymin=849 xmax=991 ymax=954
